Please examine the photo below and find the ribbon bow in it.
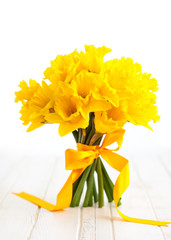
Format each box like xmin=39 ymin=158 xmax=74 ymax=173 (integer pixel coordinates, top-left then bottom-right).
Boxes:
xmin=13 ymin=129 xmax=170 ymax=226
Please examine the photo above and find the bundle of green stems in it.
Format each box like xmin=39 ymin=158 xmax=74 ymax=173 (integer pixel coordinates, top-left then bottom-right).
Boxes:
xmin=70 ymin=113 xmax=121 ymax=208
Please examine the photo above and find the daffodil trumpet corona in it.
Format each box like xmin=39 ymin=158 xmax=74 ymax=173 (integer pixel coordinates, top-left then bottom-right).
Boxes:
xmin=14 ymin=45 xmax=170 ymax=227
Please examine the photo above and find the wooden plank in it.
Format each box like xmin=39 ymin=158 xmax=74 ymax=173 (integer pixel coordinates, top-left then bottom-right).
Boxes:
xmin=0 ymin=156 xmax=21 ymax=183
xmin=109 ymin=156 xmax=165 ymax=240
xmin=0 ymin=157 xmax=24 ymax=203
xmin=95 ymin=203 xmax=114 ymax=240
xmin=133 ymin=155 xmax=171 ymax=240
xmin=79 ymin=205 xmax=96 ymax=240
xmin=159 ymin=154 xmax=171 ymax=177
xmin=79 ymin=172 xmax=114 ymax=240
xmin=0 ymin=156 xmax=56 ymax=240
xmin=29 ymin=160 xmax=81 ymax=240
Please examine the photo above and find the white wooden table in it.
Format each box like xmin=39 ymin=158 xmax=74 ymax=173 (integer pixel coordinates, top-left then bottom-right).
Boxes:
xmin=0 ymin=154 xmax=171 ymax=240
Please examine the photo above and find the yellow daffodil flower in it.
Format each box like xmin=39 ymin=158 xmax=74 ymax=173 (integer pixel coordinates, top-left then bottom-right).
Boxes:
xmin=45 ymin=92 xmax=89 ymax=136
xmin=44 ymin=49 xmax=79 ymax=85
xmin=15 ymin=79 xmax=40 ymax=102
xmin=95 ymin=105 xmax=127 ymax=133
xmin=76 ymin=45 xmax=111 ymax=74
xmin=100 ymin=57 xmax=160 ymax=129
xmin=15 ymin=80 xmax=54 ymax=132
xmin=70 ymin=70 xmax=112 ymax=118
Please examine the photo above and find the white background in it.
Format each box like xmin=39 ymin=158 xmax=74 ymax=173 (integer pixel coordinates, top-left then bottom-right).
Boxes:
xmin=0 ymin=0 xmax=171 ymax=160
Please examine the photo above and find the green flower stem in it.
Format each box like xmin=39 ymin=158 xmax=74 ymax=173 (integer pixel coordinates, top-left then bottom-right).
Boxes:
xmin=81 ymin=129 xmax=86 ymax=144
xmin=83 ymin=159 xmax=97 ymax=207
xmin=117 ymin=197 xmax=122 ymax=207
xmin=70 ymin=164 xmax=92 ymax=207
xmin=88 ymin=191 xmax=93 ymax=206
xmin=72 ymin=176 xmax=81 ymax=197
xmin=101 ymin=158 xmax=122 ymax=206
xmin=92 ymin=136 xmax=103 ymax=146
xmin=85 ymin=128 xmax=95 ymax=145
xmin=85 ymin=114 xmax=95 ymax=145
xmin=101 ymin=159 xmax=114 ymax=192
xmin=103 ymin=173 xmax=113 ymax=202
xmin=78 ymin=128 xmax=82 ymax=143
xmin=85 ymin=113 xmax=93 ymax=137
xmin=72 ymin=130 xmax=78 ymax=143
xmin=96 ymin=157 xmax=104 ymax=208
xmin=93 ymin=176 xmax=98 ymax=203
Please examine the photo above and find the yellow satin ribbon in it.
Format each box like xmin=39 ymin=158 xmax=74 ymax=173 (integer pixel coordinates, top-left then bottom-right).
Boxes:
xmin=13 ymin=129 xmax=170 ymax=226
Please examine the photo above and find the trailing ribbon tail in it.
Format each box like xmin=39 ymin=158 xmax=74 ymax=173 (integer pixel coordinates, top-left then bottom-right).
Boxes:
xmin=13 ymin=130 xmax=171 ymax=226
xmin=101 ymin=150 xmax=171 ymax=226
xmin=13 ymin=169 xmax=83 ymax=211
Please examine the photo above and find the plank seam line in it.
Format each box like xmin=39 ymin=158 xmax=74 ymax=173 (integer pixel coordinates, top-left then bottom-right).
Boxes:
xmin=27 ymin=158 xmax=59 ymax=240
xmin=77 ymin=207 xmax=83 ymax=240
xmin=158 ymin=156 xmax=171 ymax=177
xmin=77 ymin=185 xmax=87 ymax=240
xmin=109 ymin=203 xmax=115 ymax=240
xmin=0 ymin=158 xmax=27 ymax=206
xmin=27 ymin=207 xmax=40 ymax=240
xmin=95 ymin=204 xmax=96 ymax=240
xmin=0 ymin=156 xmax=22 ymax=183
xmin=132 ymin=158 xmax=167 ymax=240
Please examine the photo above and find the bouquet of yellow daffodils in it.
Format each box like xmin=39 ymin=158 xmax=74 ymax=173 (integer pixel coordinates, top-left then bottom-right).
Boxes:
xmin=15 ymin=45 xmax=160 ymax=210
